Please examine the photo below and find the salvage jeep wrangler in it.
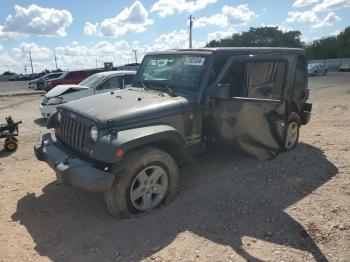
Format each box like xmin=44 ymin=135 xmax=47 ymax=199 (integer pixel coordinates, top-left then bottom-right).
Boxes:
xmin=34 ymin=48 xmax=312 ymax=218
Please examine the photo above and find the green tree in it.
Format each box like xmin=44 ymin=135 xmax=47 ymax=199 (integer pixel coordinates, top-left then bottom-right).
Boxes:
xmin=2 ymin=71 xmax=16 ymax=75
xmin=306 ymin=26 xmax=350 ymax=59
xmin=206 ymin=27 xmax=304 ymax=48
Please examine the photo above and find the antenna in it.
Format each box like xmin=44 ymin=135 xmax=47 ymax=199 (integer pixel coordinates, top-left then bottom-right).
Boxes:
xmin=189 ymin=14 xmax=194 ymax=49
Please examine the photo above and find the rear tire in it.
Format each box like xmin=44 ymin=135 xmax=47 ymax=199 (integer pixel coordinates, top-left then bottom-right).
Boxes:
xmin=284 ymin=112 xmax=301 ymax=151
xmin=104 ymin=146 xmax=179 ymax=218
xmin=4 ymin=137 xmax=18 ymax=152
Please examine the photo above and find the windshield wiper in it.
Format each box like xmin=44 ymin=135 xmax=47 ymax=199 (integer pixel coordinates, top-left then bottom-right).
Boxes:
xmin=144 ymin=82 xmax=177 ymax=97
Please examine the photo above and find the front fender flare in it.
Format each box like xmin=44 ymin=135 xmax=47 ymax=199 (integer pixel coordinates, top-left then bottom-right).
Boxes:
xmin=92 ymin=125 xmax=189 ymax=164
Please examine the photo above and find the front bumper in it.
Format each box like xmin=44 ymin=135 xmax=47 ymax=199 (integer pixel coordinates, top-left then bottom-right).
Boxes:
xmin=34 ymin=133 xmax=115 ymax=192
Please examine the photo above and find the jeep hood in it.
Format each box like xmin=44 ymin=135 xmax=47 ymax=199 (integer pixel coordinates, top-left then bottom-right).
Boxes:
xmin=60 ymin=88 xmax=190 ymax=127
xmin=46 ymin=84 xmax=88 ymax=98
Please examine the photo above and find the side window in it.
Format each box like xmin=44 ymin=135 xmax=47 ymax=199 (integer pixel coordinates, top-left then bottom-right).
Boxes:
xmin=65 ymin=72 xmax=75 ymax=79
xmin=79 ymin=71 xmax=87 ymax=78
xmin=295 ymin=55 xmax=306 ymax=83
xmin=124 ymin=74 xmax=134 ymax=85
xmin=208 ymin=55 xmax=230 ymax=86
xmin=99 ymin=76 xmax=123 ymax=90
xmin=246 ymin=61 xmax=286 ymax=100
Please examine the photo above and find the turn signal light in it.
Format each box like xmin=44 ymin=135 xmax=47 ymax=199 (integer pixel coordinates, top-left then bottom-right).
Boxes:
xmin=116 ymin=149 xmax=125 ymax=158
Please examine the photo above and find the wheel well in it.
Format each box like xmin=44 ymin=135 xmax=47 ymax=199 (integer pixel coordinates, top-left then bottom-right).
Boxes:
xmin=290 ymin=102 xmax=299 ymax=115
xmin=149 ymin=139 xmax=185 ymax=164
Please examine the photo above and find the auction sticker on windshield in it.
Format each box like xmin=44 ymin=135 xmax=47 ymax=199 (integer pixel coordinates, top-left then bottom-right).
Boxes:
xmin=184 ymin=57 xmax=205 ymax=66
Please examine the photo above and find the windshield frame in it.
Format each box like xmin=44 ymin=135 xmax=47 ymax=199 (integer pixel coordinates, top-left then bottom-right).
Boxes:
xmin=133 ymin=53 xmax=212 ymax=98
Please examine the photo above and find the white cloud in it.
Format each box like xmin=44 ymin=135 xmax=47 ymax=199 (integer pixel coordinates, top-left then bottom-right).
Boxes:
xmin=151 ymin=0 xmax=217 ymax=17
xmin=329 ymin=29 xmax=341 ymax=35
xmin=2 ymin=4 xmax=73 ymax=36
xmin=287 ymin=10 xmax=340 ymax=29
xmin=83 ymin=22 xmax=97 ymax=35
xmin=84 ymin=1 xmax=153 ymax=37
xmin=286 ymin=10 xmax=320 ymax=24
xmin=261 ymin=24 xmax=294 ymax=32
xmin=1 ymin=28 xmax=206 ymax=74
xmin=312 ymin=0 xmax=350 ymax=12
xmin=311 ymin=11 xmax=341 ymax=28
xmin=207 ymin=28 xmax=236 ymax=41
xmin=292 ymin=0 xmax=319 ymax=8
xmin=0 ymin=25 xmax=25 ymax=39
xmin=194 ymin=4 xmax=256 ymax=28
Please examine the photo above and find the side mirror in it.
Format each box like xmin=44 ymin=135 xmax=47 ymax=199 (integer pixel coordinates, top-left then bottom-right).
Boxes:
xmin=208 ymin=83 xmax=231 ymax=100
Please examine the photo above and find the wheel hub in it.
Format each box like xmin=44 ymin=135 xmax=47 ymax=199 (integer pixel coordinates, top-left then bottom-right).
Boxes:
xmin=285 ymin=122 xmax=298 ymax=149
xmin=130 ymin=165 xmax=168 ymax=212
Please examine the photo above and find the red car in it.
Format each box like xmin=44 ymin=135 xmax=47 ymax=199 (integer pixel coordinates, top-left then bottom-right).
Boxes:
xmin=45 ymin=69 xmax=103 ymax=92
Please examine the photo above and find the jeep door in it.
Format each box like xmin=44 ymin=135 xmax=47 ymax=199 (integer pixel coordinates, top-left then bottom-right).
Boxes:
xmin=205 ymin=54 xmax=291 ymax=160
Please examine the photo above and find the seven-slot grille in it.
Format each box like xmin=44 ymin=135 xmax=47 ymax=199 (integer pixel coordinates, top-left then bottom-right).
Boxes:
xmin=56 ymin=113 xmax=86 ymax=152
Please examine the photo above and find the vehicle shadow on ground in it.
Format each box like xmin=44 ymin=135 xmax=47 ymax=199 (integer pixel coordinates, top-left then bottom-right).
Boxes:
xmin=34 ymin=117 xmax=47 ymax=127
xmin=12 ymin=143 xmax=336 ymax=261
xmin=0 ymin=148 xmax=15 ymax=157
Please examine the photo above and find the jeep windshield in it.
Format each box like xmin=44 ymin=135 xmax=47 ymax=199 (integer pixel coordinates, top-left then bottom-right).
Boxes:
xmin=133 ymin=54 xmax=209 ymax=93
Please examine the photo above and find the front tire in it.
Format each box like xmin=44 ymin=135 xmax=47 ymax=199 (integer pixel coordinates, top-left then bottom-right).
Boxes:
xmin=284 ymin=112 xmax=301 ymax=151
xmin=104 ymin=147 xmax=179 ymax=218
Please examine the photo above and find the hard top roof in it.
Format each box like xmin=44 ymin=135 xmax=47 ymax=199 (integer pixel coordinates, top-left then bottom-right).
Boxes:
xmin=146 ymin=47 xmax=305 ymax=56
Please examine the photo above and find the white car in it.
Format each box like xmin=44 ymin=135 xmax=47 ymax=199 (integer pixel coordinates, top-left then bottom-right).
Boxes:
xmin=39 ymin=71 xmax=136 ymax=118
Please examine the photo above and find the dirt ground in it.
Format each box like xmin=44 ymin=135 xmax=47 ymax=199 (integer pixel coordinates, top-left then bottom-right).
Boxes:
xmin=0 ymin=72 xmax=349 ymax=262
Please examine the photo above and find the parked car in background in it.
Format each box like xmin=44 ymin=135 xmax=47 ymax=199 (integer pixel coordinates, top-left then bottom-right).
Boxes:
xmin=44 ymin=69 xmax=103 ymax=92
xmin=39 ymin=71 xmax=136 ymax=118
xmin=28 ymin=72 xmax=64 ymax=90
xmin=338 ymin=64 xmax=350 ymax=72
xmin=308 ymin=63 xmax=328 ymax=76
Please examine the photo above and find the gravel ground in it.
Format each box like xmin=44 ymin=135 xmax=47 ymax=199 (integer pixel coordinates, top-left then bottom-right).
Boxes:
xmin=0 ymin=81 xmax=43 ymax=96
xmin=0 ymin=72 xmax=349 ymax=262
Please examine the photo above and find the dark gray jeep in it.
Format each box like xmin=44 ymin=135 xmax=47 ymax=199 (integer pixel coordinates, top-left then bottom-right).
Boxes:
xmin=34 ymin=48 xmax=312 ymax=218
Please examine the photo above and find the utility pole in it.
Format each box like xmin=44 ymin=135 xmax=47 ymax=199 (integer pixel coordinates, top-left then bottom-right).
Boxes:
xmin=28 ymin=51 xmax=34 ymax=73
xmin=189 ymin=14 xmax=194 ymax=49
xmin=53 ymin=51 xmax=58 ymax=70
xmin=24 ymin=65 xmax=27 ymax=75
xmin=132 ymin=49 xmax=137 ymax=64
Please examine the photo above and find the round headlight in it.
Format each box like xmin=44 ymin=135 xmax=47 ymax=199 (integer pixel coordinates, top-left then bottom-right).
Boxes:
xmin=90 ymin=126 xmax=98 ymax=142
xmin=57 ymin=110 xmax=62 ymax=122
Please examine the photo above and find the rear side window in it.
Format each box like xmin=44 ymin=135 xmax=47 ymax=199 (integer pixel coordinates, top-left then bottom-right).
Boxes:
xmin=295 ymin=55 xmax=306 ymax=83
xmin=246 ymin=61 xmax=287 ymax=100
xmin=65 ymin=72 xmax=77 ymax=79
xmin=79 ymin=71 xmax=87 ymax=78
xmin=99 ymin=76 xmax=123 ymax=90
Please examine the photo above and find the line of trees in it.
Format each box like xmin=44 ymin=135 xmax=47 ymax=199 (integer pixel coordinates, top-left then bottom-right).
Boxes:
xmin=206 ymin=26 xmax=350 ymax=60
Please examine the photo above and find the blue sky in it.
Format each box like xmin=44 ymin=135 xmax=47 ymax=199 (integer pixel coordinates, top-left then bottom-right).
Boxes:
xmin=0 ymin=0 xmax=349 ymax=73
